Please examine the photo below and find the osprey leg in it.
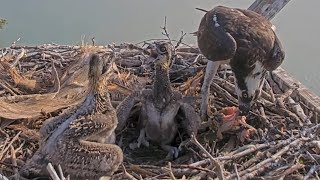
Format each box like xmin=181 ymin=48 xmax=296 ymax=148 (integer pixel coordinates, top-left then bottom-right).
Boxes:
xmin=200 ymin=61 xmax=221 ymax=120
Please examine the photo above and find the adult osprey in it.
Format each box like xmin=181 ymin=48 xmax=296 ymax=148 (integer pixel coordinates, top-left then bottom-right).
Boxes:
xmin=197 ymin=6 xmax=285 ymax=119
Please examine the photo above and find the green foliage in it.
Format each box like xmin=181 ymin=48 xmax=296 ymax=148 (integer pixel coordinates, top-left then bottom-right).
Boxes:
xmin=0 ymin=18 xmax=7 ymax=29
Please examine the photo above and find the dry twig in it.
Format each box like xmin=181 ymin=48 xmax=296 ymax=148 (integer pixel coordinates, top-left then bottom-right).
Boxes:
xmin=191 ymin=134 xmax=225 ymax=180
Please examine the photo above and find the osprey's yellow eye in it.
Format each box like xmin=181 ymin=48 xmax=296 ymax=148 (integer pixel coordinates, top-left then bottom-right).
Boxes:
xmin=242 ymin=91 xmax=248 ymax=99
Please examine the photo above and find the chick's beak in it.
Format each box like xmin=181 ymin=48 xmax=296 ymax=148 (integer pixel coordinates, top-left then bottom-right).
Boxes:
xmin=150 ymin=48 xmax=158 ymax=59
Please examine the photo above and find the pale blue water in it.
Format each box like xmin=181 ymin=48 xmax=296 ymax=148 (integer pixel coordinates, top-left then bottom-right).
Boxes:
xmin=0 ymin=0 xmax=319 ymax=95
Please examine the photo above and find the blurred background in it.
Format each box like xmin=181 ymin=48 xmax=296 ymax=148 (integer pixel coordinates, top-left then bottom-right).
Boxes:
xmin=0 ymin=0 xmax=319 ymax=95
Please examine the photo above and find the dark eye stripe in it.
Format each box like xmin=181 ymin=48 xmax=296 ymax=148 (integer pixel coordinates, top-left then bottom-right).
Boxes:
xmin=253 ymin=72 xmax=261 ymax=78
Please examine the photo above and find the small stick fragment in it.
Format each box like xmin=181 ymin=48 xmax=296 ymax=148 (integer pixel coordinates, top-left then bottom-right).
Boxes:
xmin=91 ymin=37 xmax=95 ymax=46
xmin=171 ymin=164 xmax=214 ymax=173
xmin=0 ymin=174 xmax=9 ymax=180
xmin=167 ymin=162 xmax=177 ymax=180
xmin=57 ymin=165 xmax=65 ymax=180
xmin=46 ymin=163 xmax=60 ymax=180
xmin=288 ymin=97 xmax=310 ymax=124
xmin=303 ymin=165 xmax=319 ymax=180
xmin=161 ymin=16 xmax=171 ymax=42
xmin=263 ymin=78 xmax=276 ymax=102
xmin=10 ymin=48 xmax=25 ymax=68
xmin=0 ymin=131 xmax=21 ymax=160
xmin=10 ymin=38 xmax=21 ymax=47
xmin=275 ymin=84 xmax=298 ymax=108
xmin=171 ymin=54 xmax=202 ymax=74
xmin=0 ymin=81 xmax=17 ymax=96
xmin=195 ymin=8 xmax=209 ymax=12
xmin=188 ymin=159 xmax=211 ymax=167
xmin=129 ymin=165 xmax=158 ymax=177
xmin=191 ymin=134 xmax=225 ymax=180
xmin=10 ymin=145 xmax=19 ymax=180
xmin=122 ymin=164 xmax=137 ymax=180
xmin=174 ymin=31 xmax=187 ymax=49
xmin=234 ymin=164 xmax=240 ymax=180
xmin=229 ymin=137 xmax=309 ymax=179
xmin=269 ymin=164 xmax=305 ymax=179
xmin=50 ymin=59 xmax=61 ymax=96
xmin=258 ymin=105 xmax=270 ymax=125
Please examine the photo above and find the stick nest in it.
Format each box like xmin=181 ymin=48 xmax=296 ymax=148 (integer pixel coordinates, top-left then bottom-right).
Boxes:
xmin=0 ymin=40 xmax=319 ymax=180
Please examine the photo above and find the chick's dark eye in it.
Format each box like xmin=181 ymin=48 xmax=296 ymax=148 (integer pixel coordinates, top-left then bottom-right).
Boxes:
xmin=160 ymin=46 xmax=167 ymax=52
xmin=253 ymin=72 xmax=261 ymax=78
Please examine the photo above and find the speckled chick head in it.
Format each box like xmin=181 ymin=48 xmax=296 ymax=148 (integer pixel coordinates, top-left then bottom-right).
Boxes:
xmin=150 ymin=41 xmax=173 ymax=69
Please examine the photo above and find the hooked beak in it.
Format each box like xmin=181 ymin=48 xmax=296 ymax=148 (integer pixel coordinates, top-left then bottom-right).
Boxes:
xmin=150 ymin=48 xmax=158 ymax=59
xmin=238 ymin=102 xmax=251 ymax=115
